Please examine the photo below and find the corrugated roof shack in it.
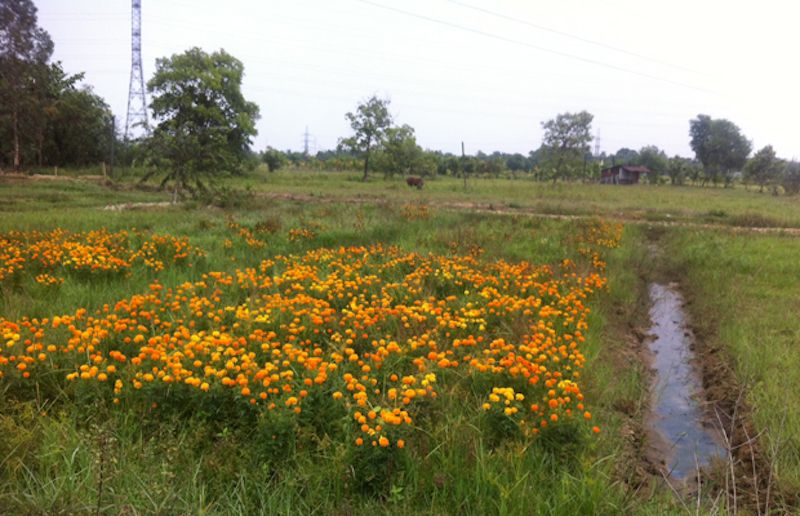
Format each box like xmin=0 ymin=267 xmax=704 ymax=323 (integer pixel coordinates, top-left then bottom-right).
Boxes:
xmin=600 ymin=165 xmax=650 ymax=184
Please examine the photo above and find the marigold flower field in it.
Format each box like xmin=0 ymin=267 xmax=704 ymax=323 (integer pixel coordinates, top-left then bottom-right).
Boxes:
xmin=0 ymin=220 xmax=621 ymax=454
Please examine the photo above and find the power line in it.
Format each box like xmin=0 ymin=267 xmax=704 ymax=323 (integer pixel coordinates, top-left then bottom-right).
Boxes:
xmin=446 ymin=0 xmax=699 ymax=74
xmin=354 ymin=0 xmax=711 ymax=93
xmin=138 ymin=15 xmax=706 ymax=112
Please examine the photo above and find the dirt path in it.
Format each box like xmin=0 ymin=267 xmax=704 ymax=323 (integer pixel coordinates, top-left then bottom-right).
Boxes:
xmin=102 ymin=201 xmax=174 ymax=211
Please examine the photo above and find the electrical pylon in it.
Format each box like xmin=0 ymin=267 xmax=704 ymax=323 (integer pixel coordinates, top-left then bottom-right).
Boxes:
xmin=125 ymin=0 xmax=149 ymax=139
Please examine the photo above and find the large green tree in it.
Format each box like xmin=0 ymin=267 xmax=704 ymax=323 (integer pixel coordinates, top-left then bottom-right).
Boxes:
xmin=145 ymin=47 xmax=259 ymax=200
xmin=540 ymin=111 xmax=593 ymax=182
xmin=339 ymin=95 xmax=393 ymax=181
xmin=0 ymin=0 xmax=53 ymax=170
xmin=689 ymin=114 xmax=751 ymax=186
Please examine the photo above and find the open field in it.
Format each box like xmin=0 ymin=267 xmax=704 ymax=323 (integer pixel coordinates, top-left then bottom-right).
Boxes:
xmin=232 ymin=169 xmax=800 ymax=229
xmin=1 ymin=174 xmax=799 ymax=513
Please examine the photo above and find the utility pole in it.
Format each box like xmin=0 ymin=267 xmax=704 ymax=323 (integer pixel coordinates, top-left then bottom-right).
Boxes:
xmin=461 ymin=141 xmax=467 ymax=190
xmin=109 ymin=115 xmax=116 ymax=178
xmin=125 ymin=0 xmax=149 ymax=140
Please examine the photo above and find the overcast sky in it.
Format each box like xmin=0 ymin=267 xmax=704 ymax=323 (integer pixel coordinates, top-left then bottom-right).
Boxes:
xmin=36 ymin=0 xmax=800 ymax=158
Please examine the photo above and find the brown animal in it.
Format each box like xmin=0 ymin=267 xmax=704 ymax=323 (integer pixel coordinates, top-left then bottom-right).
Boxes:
xmin=406 ymin=176 xmax=424 ymax=189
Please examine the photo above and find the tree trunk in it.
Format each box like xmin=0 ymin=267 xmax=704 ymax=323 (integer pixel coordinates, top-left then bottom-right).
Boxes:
xmin=37 ymin=131 xmax=44 ymax=167
xmin=553 ymin=156 xmax=563 ymax=184
xmin=13 ymin=109 xmax=21 ymax=172
xmin=362 ymin=150 xmax=370 ymax=181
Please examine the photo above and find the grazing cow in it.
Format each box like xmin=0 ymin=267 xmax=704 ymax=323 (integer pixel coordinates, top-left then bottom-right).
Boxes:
xmin=406 ymin=176 xmax=424 ymax=189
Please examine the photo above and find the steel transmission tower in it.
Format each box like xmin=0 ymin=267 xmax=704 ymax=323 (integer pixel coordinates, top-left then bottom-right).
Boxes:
xmin=125 ymin=0 xmax=149 ymax=139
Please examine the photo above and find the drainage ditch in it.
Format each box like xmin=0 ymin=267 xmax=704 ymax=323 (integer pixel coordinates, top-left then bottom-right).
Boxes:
xmin=646 ymin=282 xmax=726 ymax=481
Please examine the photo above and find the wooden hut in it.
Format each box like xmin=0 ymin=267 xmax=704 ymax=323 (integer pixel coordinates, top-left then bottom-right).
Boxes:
xmin=599 ymin=165 xmax=649 ymax=184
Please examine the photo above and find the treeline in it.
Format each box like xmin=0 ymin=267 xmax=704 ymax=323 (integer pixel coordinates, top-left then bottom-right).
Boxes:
xmin=262 ymin=104 xmax=799 ymax=194
xmin=261 ymin=146 xmax=536 ymax=178
xmin=261 ymin=143 xmax=800 ymax=193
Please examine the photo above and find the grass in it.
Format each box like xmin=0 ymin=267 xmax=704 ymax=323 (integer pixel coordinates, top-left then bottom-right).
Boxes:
xmin=221 ymin=168 xmax=800 ymax=228
xmin=9 ymin=167 xmax=800 ymax=228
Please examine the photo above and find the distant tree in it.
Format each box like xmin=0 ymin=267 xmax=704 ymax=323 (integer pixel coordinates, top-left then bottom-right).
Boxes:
xmin=144 ymin=47 xmax=259 ymax=201
xmin=377 ymin=124 xmax=422 ymax=177
xmin=416 ymin=150 xmax=439 ymax=177
xmin=283 ymin=150 xmax=307 ymax=166
xmin=506 ymin=153 xmax=528 ymax=175
xmin=540 ymin=111 xmax=593 ymax=182
xmin=666 ymin=156 xmax=690 ymax=185
xmin=613 ymin=147 xmax=639 ymax=166
xmin=476 ymin=152 xmax=506 ymax=178
xmin=443 ymin=155 xmax=460 ymax=176
xmin=782 ymin=161 xmax=800 ymax=195
xmin=261 ymin=146 xmax=287 ymax=172
xmin=689 ymin=114 xmax=751 ymax=187
xmin=639 ymin=145 xmax=668 ymax=184
xmin=527 ymin=147 xmax=544 ymax=178
xmin=0 ymin=0 xmax=54 ymax=170
xmin=686 ymin=160 xmax=702 ymax=184
xmin=744 ymin=145 xmax=783 ymax=192
xmin=339 ymin=95 xmax=392 ymax=181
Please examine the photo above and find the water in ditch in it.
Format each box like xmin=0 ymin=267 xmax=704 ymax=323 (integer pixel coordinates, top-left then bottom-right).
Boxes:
xmin=647 ymin=283 xmax=726 ymax=480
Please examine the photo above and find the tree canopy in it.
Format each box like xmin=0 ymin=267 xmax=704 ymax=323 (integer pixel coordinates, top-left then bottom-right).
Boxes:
xmin=689 ymin=114 xmax=751 ymax=186
xmin=613 ymin=148 xmax=639 ymax=166
xmin=744 ymin=145 xmax=784 ymax=192
xmin=145 ymin=47 xmax=259 ymax=200
xmin=375 ymin=124 xmax=424 ymax=177
xmin=540 ymin=111 xmax=593 ymax=181
xmin=638 ymin=145 xmax=668 ymax=184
